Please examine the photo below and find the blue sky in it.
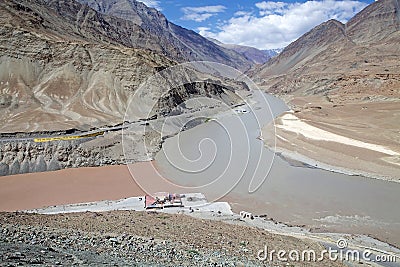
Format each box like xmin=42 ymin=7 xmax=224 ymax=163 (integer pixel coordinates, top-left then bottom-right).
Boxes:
xmin=139 ymin=0 xmax=374 ymax=49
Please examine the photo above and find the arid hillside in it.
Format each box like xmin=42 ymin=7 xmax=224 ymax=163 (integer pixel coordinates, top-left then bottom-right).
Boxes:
xmin=0 ymin=0 xmax=250 ymax=133
xmin=253 ymin=0 xmax=400 ymax=103
xmin=256 ymin=0 xmax=400 ymax=181
xmin=78 ymin=0 xmax=252 ymax=70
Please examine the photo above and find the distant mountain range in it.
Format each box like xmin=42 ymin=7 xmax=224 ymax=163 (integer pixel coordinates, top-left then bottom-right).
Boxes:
xmin=252 ymin=0 xmax=400 ymax=102
xmin=262 ymin=49 xmax=283 ymax=59
xmin=207 ymin=37 xmax=281 ymax=65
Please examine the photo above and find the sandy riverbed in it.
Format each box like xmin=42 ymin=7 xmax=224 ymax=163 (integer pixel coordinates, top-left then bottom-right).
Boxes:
xmin=262 ymin=99 xmax=400 ymax=182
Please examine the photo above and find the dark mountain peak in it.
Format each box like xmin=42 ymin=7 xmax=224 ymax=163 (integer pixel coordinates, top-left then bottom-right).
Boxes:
xmin=325 ymin=18 xmax=345 ymax=27
xmin=81 ymin=0 xmax=143 ymax=22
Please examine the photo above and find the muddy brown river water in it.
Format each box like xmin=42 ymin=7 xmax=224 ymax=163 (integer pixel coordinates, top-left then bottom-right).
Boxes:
xmin=152 ymin=90 xmax=400 ymax=247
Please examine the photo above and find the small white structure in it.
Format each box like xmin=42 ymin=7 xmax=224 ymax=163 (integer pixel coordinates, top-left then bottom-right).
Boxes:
xmin=240 ymin=211 xmax=254 ymax=220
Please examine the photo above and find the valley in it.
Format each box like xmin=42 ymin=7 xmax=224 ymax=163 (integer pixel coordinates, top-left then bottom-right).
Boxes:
xmin=254 ymin=0 xmax=400 ymax=183
xmin=0 ymin=0 xmax=399 ymax=266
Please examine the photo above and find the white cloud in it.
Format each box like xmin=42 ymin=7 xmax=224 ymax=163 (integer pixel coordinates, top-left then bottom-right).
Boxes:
xmin=256 ymin=1 xmax=288 ymax=15
xmin=138 ymin=0 xmax=162 ymax=11
xmin=234 ymin=11 xmax=252 ymax=17
xmin=184 ymin=13 xmax=214 ymax=22
xmin=200 ymin=0 xmax=368 ymax=49
xmin=181 ymin=5 xmax=226 ymax=22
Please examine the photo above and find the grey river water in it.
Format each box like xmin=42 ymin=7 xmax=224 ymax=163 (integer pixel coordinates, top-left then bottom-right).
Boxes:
xmin=154 ymin=89 xmax=400 ymax=247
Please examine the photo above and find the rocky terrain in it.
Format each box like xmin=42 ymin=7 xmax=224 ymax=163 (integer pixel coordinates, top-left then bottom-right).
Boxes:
xmin=0 ymin=0 xmax=255 ymax=175
xmin=253 ymin=0 xmax=400 ymax=101
xmin=0 ymin=138 xmax=104 ymax=176
xmin=0 ymin=0 xmax=251 ymax=133
xmin=0 ymin=124 xmax=165 ymax=176
xmin=78 ymin=0 xmax=252 ymax=71
xmin=0 ymin=211 xmax=345 ymax=266
xmin=0 ymin=71 xmax=250 ymax=176
xmin=254 ymin=0 xmax=400 ymax=181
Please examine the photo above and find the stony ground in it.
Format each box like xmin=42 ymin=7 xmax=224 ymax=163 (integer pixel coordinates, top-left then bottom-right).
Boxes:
xmin=0 ymin=211 xmax=346 ymax=266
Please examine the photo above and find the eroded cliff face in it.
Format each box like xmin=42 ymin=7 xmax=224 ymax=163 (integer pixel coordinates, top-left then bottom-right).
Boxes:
xmin=0 ymin=140 xmax=99 ymax=175
xmin=0 ymin=48 xmax=169 ymax=132
xmin=0 ymin=80 xmax=242 ymax=176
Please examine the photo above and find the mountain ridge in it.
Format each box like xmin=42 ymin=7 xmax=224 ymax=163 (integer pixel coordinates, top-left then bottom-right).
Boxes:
xmin=77 ymin=0 xmax=253 ymax=71
xmin=258 ymin=0 xmax=400 ymax=182
xmin=0 ymin=0 xmax=248 ymax=132
xmin=252 ymin=0 xmax=400 ymax=102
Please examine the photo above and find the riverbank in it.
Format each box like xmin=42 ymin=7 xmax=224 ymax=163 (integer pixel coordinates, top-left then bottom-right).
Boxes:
xmin=261 ymin=98 xmax=400 ymax=183
xmin=2 ymin=195 xmax=399 ymax=266
xmin=1 ymin=90 xmax=399 ymax=263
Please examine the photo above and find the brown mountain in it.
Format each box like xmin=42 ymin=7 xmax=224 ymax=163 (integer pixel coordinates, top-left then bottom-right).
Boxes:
xmin=77 ymin=0 xmax=252 ymax=71
xmin=257 ymin=0 xmax=400 ymax=181
xmin=253 ymin=0 xmax=400 ymax=103
xmin=0 ymin=0 xmax=248 ymax=132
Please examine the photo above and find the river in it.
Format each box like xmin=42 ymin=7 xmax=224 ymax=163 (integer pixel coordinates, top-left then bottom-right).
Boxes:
xmin=153 ymin=89 xmax=400 ymax=247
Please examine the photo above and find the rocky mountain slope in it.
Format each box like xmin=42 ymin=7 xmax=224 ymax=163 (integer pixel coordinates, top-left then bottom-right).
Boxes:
xmin=77 ymin=0 xmax=252 ymax=71
xmin=256 ymin=0 xmax=400 ymax=181
xmin=0 ymin=0 xmax=248 ymax=133
xmin=253 ymin=0 xmax=400 ymax=103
